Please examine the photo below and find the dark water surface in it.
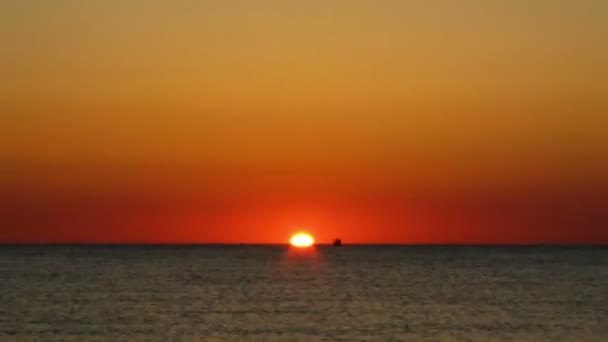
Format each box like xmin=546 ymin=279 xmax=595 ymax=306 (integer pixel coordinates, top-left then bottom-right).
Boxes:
xmin=1 ymin=245 xmax=606 ymax=341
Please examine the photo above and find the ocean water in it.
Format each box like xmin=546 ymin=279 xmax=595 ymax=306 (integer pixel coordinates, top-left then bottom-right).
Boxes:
xmin=1 ymin=246 xmax=606 ymax=341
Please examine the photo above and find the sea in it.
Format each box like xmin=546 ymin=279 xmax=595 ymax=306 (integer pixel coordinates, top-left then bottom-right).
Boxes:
xmin=1 ymin=245 xmax=606 ymax=341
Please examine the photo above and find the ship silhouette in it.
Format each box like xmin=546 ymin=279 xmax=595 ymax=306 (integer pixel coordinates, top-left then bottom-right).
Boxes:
xmin=333 ymin=238 xmax=342 ymax=246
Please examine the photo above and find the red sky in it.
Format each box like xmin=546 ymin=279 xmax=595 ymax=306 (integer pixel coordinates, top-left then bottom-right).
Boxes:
xmin=2 ymin=162 xmax=606 ymax=244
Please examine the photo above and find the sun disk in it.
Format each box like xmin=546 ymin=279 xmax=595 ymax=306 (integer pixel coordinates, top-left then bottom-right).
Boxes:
xmin=290 ymin=232 xmax=315 ymax=247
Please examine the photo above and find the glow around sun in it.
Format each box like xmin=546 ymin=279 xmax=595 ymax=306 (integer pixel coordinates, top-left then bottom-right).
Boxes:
xmin=290 ymin=232 xmax=315 ymax=247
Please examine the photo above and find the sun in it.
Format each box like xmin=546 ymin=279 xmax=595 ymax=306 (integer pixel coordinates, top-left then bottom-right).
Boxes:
xmin=290 ymin=232 xmax=315 ymax=248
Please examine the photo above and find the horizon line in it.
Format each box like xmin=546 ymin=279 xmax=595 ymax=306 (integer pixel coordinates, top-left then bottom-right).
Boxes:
xmin=0 ymin=242 xmax=606 ymax=247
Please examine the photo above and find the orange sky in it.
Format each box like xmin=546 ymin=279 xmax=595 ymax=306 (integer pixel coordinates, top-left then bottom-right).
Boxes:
xmin=1 ymin=1 xmax=607 ymax=243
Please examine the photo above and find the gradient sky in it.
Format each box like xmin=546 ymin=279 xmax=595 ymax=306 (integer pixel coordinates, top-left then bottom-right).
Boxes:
xmin=1 ymin=0 xmax=607 ymax=243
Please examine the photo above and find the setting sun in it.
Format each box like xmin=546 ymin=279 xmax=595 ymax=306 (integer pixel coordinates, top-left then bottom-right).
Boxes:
xmin=289 ymin=233 xmax=315 ymax=248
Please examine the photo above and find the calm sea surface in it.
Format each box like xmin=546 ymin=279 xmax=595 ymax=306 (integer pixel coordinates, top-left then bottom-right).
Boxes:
xmin=1 ymin=246 xmax=606 ymax=341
